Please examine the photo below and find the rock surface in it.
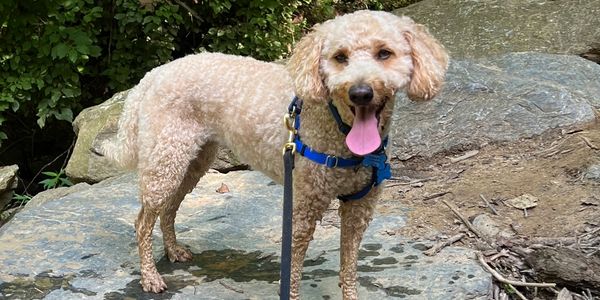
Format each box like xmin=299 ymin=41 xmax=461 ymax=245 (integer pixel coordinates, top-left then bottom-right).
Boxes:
xmin=0 ymin=165 xmax=19 ymax=210
xmin=395 ymin=0 xmax=600 ymax=59
xmin=391 ymin=52 xmax=600 ymax=159
xmin=65 ymin=91 xmax=127 ymax=183
xmin=0 ymin=171 xmax=491 ymax=299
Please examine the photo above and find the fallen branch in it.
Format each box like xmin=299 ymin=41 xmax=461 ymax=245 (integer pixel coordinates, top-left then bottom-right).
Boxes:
xmin=476 ymin=252 xmax=556 ymax=288
xmin=386 ymin=177 xmax=435 ymax=188
xmin=422 ymin=191 xmax=450 ymax=201
xmin=424 ymin=233 xmax=465 ymax=256
xmin=581 ymin=136 xmax=600 ymax=150
xmin=219 ymin=281 xmax=244 ymax=293
xmin=449 ymin=150 xmax=479 ymax=163
xmin=479 ymin=194 xmax=499 ymax=215
xmin=440 ymin=199 xmax=483 ymax=238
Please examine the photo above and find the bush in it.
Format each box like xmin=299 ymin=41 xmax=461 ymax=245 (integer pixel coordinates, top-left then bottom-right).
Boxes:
xmin=0 ymin=0 xmax=316 ymax=147
xmin=0 ymin=0 xmax=420 ymax=150
xmin=0 ymin=0 xmax=186 ymax=146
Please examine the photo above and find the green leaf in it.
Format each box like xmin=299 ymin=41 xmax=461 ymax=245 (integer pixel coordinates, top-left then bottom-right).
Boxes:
xmin=54 ymin=107 xmax=73 ymax=122
xmin=68 ymin=49 xmax=79 ymax=63
xmin=59 ymin=177 xmax=73 ymax=186
xmin=51 ymin=43 xmax=69 ymax=59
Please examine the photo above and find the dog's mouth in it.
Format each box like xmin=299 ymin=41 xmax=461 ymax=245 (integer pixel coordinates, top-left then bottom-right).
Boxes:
xmin=346 ymin=101 xmax=386 ymax=156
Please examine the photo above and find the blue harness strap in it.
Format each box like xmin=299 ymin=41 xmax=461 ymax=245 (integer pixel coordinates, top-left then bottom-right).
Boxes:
xmin=290 ymin=97 xmax=391 ymax=201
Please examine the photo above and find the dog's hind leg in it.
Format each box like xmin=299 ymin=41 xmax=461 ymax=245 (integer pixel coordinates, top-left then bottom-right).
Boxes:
xmin=338 ymin=192 xmax=378 ymax=300
xmin=160 ymin=141 xmax=218 ymax=262
xmin=135 ymin=121 xmax=212 ymax=293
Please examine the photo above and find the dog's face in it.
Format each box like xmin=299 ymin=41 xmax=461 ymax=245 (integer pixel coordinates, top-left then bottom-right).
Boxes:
xmin=287 ymin=11 xmax=448 ymax=155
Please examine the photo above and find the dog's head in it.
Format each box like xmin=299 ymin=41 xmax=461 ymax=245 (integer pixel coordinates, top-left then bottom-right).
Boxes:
xmin=287 ymin=10 xmax=448 ymax=155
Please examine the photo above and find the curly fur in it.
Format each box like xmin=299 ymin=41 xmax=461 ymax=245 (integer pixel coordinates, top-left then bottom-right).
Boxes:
xmin=102 ymin=10 xmax=447 ymax=299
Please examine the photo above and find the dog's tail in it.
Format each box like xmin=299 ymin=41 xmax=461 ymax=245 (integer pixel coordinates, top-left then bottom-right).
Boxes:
xmin=96 ymin=81 xmax=148 ymax=170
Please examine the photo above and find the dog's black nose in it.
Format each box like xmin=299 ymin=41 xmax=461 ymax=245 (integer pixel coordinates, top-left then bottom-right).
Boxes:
xmin=349 ymin=84 xmax=374 ymax=105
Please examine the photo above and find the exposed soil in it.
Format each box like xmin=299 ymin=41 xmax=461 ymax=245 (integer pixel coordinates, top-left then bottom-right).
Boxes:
xmin=374 ymin=121 xmax=600 ymax=298
xmin=379 ymin=121 xmax=600 ymax=240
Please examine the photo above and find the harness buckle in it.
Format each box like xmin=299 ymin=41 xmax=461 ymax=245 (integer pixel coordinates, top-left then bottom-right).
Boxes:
xmin=325 ymin=155 xmax=339 ymax=168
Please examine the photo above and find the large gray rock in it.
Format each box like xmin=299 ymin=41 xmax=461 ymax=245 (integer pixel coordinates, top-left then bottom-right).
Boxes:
xmin=0 ymin=165 xmax=18 ymax=210
xmin=65 ymin=91 xmax=127 ymax=183
xmin=0 ymin=171 xmax=491 ymax=299
xmin=392 ymin=52 xmax=600 ymax=159
xmin=395 ymin=0 xmax=600 ymax=59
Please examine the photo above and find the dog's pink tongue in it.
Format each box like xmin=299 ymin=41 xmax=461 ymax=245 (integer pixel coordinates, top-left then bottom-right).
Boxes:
xmin=346 ymin=107 xmax=381 ymax=156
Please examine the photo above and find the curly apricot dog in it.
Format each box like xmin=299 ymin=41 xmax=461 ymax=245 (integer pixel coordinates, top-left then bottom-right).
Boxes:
xmin=102 ymin=10 xmax=447 ymax=299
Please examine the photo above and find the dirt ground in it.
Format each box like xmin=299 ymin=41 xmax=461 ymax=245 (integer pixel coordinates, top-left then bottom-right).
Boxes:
xmin=380 ymin=121 xmax=600 ymax=245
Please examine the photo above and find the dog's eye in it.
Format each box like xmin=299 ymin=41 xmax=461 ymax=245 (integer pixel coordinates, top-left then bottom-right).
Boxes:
xmin=334 ymin=53 xmax=348 ymax=64
xmin=377 ymin=49 xmax=393 ymax=60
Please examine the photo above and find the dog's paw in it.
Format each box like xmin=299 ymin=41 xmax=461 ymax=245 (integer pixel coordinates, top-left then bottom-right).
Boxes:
xmin=166 ymin=244 xmax=193 ymax=262
xmin=141 ymin=272 xmax=167 ymax=293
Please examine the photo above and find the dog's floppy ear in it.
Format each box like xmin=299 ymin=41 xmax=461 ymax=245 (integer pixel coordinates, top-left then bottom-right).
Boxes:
xmin=403 ymin=23 xmax=449 ymax=101
xmin=287 ymin=27 xmax=327 ymax=101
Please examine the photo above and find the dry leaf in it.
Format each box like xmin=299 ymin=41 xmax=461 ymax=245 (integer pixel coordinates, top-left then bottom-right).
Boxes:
xmin=505 ymin=194 xmax=538 ymax=209
xmin=556 ymin=288 xmax=573 ymax=300
xmin=216 ymin=183 xmax=230 ymax=194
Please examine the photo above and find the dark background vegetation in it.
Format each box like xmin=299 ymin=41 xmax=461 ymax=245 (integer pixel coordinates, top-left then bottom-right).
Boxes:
xmin=0 ymin=0 xmax=419 ymax=201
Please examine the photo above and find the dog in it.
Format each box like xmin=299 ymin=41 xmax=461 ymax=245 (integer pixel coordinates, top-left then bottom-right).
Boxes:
xmin=101 ymin=10 xmax=448 ymax=299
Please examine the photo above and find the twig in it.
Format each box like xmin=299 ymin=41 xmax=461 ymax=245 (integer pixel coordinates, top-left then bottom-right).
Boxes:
xmin=508 ymin=283 xmax=528 ymax=300
xmin=424 ymin=233 xmax=465 ymax=256
xmin=173 ymin=0 xmax=203 ymax=21
xmin=219 ymin=280 xmax=244 ymax=293
xmin=476 ymin=252 xmax=556 ymax=288
xmin=581 ymin=136 xmax=600 ymax=150
xmin=441 ymin=199 xmax=483 ymax=238
xmin=422 ymin=191 xmax=450 ymax=201
xmin=488 ymin=249 xmax=509 ymax=261
xmin=479 ymin=194 xmax=499 ymax=215
xmin=386 ymin=177 xmax=435 ymax=188
xmin=449 ymin=150 xmax=479 ymax=163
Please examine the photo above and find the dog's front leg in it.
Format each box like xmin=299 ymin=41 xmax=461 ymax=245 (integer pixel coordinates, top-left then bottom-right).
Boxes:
xmin=338 ymin=192 xmax=378 ymax=300
xmin=289 ymin=167 xmax=335 ymax=299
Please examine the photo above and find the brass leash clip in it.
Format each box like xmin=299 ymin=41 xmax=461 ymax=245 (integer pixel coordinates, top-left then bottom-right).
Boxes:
xmin=282 ymin=112 xmax=297 ymax=155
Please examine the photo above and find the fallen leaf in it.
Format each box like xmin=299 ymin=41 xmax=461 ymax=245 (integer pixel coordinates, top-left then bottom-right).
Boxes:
xmin=556 ymin=288 xmax=573 ymax=300
xmin=505 ymin=194 xmax=538 ymax=209
xmin=216 ymin=183 xmax=230 ymax=194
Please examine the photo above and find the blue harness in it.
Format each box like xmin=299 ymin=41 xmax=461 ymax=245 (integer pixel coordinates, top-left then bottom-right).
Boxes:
xmin=289 ymin=97 xmax=391 ymax=201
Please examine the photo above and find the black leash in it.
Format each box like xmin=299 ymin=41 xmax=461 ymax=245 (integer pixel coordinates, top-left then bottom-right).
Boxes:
xmin=280 ymin=149 xmax=294 ymax=300
xmin=280 ymin=103 xmax=298 ymax=300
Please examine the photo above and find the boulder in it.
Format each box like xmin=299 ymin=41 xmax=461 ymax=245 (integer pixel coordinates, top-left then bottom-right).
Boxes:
xmin=65 ymin=91 xmax=127 ymax=183
xmin=65 ymin=91 xmax=247 ymax=184
xmin=391 ymin=52 xmax=600 ymax=159
xmin=395 ymin=0 xmax=600 ymax=59
xmin=0 ymin=165 xmax=19 ymax=210
xmin=0 ymin=171 xmax=491 ymax=299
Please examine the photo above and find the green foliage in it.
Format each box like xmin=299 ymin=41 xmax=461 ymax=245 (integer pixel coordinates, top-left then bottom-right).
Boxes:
xmin=11 ymin=194 xmax=32 ymax=206
xmin=196 ymin=0 xmax=309 ymax=61
xmin=0 ymin=0 xmax=186 ymax=145
xmin=39 ymin=169 xmax=72 ymax=190
xmin=0 ymin=0 xmax=420 ymax=147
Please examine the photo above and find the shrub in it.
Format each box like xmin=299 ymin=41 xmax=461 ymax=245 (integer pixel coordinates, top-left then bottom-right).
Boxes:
xmin=0 ymin=0 xmax=186 ymax=146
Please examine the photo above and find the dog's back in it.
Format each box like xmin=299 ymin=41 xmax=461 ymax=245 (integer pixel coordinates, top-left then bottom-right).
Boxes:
xmin=101 ymin=53 xmax=294 ymax=180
